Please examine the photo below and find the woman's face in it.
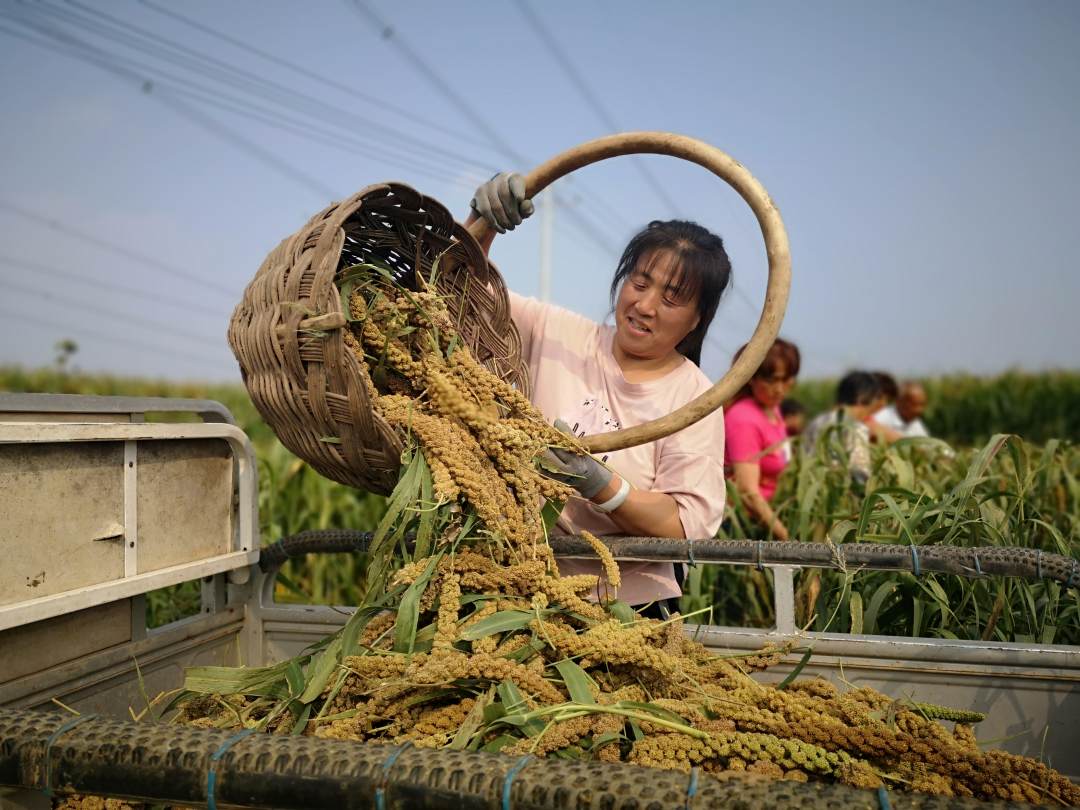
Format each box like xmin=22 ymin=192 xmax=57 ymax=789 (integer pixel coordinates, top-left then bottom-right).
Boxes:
xmin=749 ymin=360 xmax=792 ymax=411
xmin=614 ymin=250 xmax=700 ymax=362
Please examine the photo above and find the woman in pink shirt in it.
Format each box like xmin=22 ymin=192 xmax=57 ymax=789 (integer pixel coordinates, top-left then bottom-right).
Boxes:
xmin=724 ymin=339 xmax=801 ymax=540
xmin=468 ymin=173 xmax=731 ymax=612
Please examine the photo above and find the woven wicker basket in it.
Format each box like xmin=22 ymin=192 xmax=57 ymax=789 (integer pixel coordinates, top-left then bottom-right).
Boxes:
xmin=228 ymin=181 xmax=526 ymax=495
xmin=228 ymin=132 xmax=791 ymax=494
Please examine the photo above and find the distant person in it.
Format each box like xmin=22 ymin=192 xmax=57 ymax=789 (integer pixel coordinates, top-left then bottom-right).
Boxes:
xmin=869 ymin=371 xmax=898 ymax=415
xmin=866 ymin=371 xmax=901 ymax=443
xmin=874 ymin=381 xmax=930 ymax=438
xmin=780 ymin=398 xmax=806 ymax=437
xmin=803 ymin=371 xmax=881 ymax=484
xmin=724 ymin=339 xmax=801 ymax=540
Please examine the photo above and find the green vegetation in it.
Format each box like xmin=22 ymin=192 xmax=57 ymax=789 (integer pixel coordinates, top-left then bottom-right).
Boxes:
xmin=792 ymin=369 xmax=1080 ymax=445
xmin=3 ymin=366 xmax=1077 ymax=643
xmin=687 ymin=433 xmax=1080 ymax=644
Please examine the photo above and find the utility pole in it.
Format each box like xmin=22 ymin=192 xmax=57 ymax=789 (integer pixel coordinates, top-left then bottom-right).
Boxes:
xmin=538 ymin=190 xmax=553 ymax=302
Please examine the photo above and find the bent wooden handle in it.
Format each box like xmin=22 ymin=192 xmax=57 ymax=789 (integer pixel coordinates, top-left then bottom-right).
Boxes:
xmin=466 ymin=131 xmax=791 ymax=453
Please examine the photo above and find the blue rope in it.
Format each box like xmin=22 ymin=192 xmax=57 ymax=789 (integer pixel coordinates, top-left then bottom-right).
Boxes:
xmin=756 ymin=539 xmax=765 ymax=572
xmin=687 ymin=537 xmax=697 ymax=567
xmin=909 ymin=545 xmax=921 ymax=577
xmin=877 ymin=785 xmax=892 ymax=810
xmin=973 ymin=550 xmax=983 ymax=576
xmin=501 ymin=754 xmax=534 ymax=810
xmin=1067 ymin=559 xmax=1079 ymax=590
xmin=684 ymin=766 xmax=700 ymax=809
xmin=374 ymin=742 xmax=412 ymax=810
xmin=41 ymin=714 xmax=97 ymax=797
xmin=207 ymin=728 xmax=257 ymax=810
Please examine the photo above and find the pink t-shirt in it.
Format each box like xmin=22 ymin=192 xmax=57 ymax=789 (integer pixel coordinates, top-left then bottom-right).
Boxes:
xmin=723 ymin=396 xmax=788 ymax=501
xmin=510 ymin=292 xmax=726 ymax=606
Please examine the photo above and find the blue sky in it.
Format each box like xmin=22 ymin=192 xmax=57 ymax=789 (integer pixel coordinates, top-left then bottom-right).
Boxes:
xmin=1 ymin=1 xmax=1077 ymax=384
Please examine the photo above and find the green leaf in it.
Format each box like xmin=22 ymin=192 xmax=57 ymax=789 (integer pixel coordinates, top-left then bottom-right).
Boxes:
xmin=554 ymin=659 xmax=596 ymax=705
xmin=184 ymin=661 xmax=293 ymax=698
xmin=504 ymin=637 xmax=545 ymax=663
xmin=364 ymin=450 xmax=425 ymax=601
xmin=541 ymin=498 xmax=564 ymax=535
xmin=284 ymin=660 xmax=305 ymax=697
xmin=394 ymin=551 xmax=444 ymax=654
xmin=460 ymin=610 xmax=535 ymax=641
xmin=412 ymin=622 xmax=436 ymax=654
xmin=290 ymin=702 xmax=312 ymax=735
xmin=299 ymin=636 xmax=342 ymax=704
xmin=551 ymin=745 xmax=586 ymax=759
xmin=414 ymin=452 xmax=436 ymax=559
xmin=589 ymin=731 xmax=622 ymax=752
xmin=341 ymin=603 xmax=391 ymax=657
xmin=482 ymin=734 xmax=519 ymax=753
xmin=886 ymin=452 xmax=915 ymax=491
xmin=864 ymin=581 xmax=898 ymax=635
xmin=777 ymin=647 xmax=813 ymax=690
xmin=849 ymin=591 xmax=864 ymax=635
xmin=496 ymin=680 xmax=545 ymax=736
xmin=827 ymin=519 xmax=857 ymax=545
xmin=447 ymin=687 xmax=494 ymax=750
xmin=616 ymin=701 xmax=687 ymax=725
xmin=606 ymin=600 xmax=637 ymax=626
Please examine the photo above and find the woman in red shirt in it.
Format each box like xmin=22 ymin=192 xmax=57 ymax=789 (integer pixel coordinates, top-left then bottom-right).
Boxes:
xmin=723 ymin=339 xmax=801 ymax=540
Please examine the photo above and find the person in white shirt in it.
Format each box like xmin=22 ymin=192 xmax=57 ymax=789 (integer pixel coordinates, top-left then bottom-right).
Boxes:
xmin=874 ymin=382 xmax=930 ymax=438
xmin=803 ymin=371 xmax=880 ymax=485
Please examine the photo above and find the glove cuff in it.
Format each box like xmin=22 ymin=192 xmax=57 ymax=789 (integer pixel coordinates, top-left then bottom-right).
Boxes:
xmin=593 ymin=477 xmax=631 ymax=514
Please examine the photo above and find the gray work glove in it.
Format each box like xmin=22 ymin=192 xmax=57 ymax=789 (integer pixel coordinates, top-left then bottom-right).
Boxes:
xmin=538 ymin=419 xmax=612 ymax=500
xmin=470 ymin=172 xmax=535 ymax=233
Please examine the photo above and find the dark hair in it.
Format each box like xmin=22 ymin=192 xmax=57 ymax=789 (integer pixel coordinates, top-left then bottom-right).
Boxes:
xmin=780 ymin=398 xmax=806 ymax=417
xmin=609 ymin=220 xmax=732 ymax=366
xmin=872 ymin=371 xmax=899 ymax=402
xmin=731 ymin=338 xmax=801 ymax=401
xmin=836 ymin=371 xmax=881 ymax=407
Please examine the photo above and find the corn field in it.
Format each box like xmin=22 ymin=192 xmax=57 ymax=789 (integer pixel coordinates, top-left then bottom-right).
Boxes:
xmin=684 ymin=434 xmax=1080 ymax=645
xmin=3 ymin=366 xmax=1078 ymax=641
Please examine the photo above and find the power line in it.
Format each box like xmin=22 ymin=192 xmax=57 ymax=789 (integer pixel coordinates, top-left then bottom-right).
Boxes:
xmin=3 ymin=279 xmax=227 ymax=350
xmin=705 ymin=330 xmax=736 ymax=362
xmin=347 ymin=0 xmax=528 ymax=166
xmin=552 ymin=197 xmax=620 ymax=257
xmin=0 ymin=10 xmax=478 ymax=190
xmin=513 ymin=1 xmax=770 ymax=326
xmin=513 ymin=0 xmax=683 ymax=219
xmin=159 ymin=83 xmax=476 ymax=188
xmin=16 ymin=1 xmax=625 ymax=259
xmin=138 ymin=0 xmax=497 ymax=155
xmin=5 ymin=3 xmax=621 ymax=268
xmin=0 ymin=17 xmax=342 ymax=200
xmin=346 ymin=0 xmax=635 ymax=241
xmin=155 ymin=90 xmax=344 ymax=200
xmin=729 ymin=282 xmax=760 ymax=315
xmin=0 ymin=253 xmax=225 ymax=319
xmin=30 ymin=0 xmax=497 ymax=177
xmin=0 ymin=303 xmax=220 ymax=370
xmin=0 ymin=199 xmax=238 ymax=298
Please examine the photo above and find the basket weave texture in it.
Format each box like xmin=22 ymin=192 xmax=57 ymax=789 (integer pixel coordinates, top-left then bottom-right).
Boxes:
xmin=228 ymin=182 xmax=527 ymax=495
